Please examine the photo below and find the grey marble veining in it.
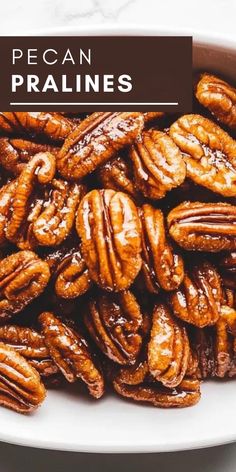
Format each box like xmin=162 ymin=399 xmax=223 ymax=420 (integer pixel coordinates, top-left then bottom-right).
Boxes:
xmin=2 ymin=0 xmax=236 ymax=37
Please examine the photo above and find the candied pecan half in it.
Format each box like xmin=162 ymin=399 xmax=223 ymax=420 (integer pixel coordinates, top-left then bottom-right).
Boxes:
xmin=97 ymin=155 xmax=140 ymax=200
xmin=76 ymin=189 xmax=142 ymax=291
xmin=113 ymin=360 xmax=200 ymax=408
xmin=0 ymin=342 xmax=46 ymax=413
xmin=143 ymin=112 xmax=164 ymax=122
xmin=0 ymin=137 xmax=59 ymax=175
xmin=169 ymin=114 xmax=236 ymax=196
xmin=0 ymin=250 xmax=50 ymax=321
xmin=39 ymin=312 xmax=104 ymax=398
xmin=148 ymin=303 xmax=190 ymax=387
xmin=139 ymin=204 xmax=184 ymax=292
xmin=196 ymin=73 xmax=236 ymax=129
xmin=168 ymin=201 xmax=236 ymax=252
xmin=0 ymin=179 xmax=18 ymax=246
xmin=0 ymin=325 xmax=59 ymax=378
xmin=32 ymin=179 xmax=85 ymax=247
xmin=0 ymin=112 xmax=73 ymax=141
xmin=57 ymin=112 xmax=144 ymax=180
xmin=84 ymin=290 xmax=143 ymax=365
xmin=129 ymin=130 xmax=186 ymax=199
xmin=54 ymin=248 xmax=92 ymax=299
xmin=4 ymin=152 xmax=56 ymax=247
xmin=169 ymin=261 xmax=222 ymax=327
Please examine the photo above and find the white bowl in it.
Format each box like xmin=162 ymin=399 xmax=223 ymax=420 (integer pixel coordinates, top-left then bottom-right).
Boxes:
xmin=1 ymin=26 xmax=236 ymax=453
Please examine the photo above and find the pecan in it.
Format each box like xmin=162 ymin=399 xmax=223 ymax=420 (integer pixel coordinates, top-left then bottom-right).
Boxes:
xmin=139 ymin=204 xmax=184 ymax=292
xmin=0 ymin=324 xmax=59 ymax=378
xmin=57 ymin=112 xmax=144 ymax=180
xmin=129 ymin=130 xmax=186 ymax=199
xmin=0 ymin=112 xmax=73 ymax=141
xmin=84 ymin=290 xmax=143 ymax=365
xmin=148 ymin=303 xmax=190 ymax=387
xmin=169 ymin=261 xmax=222 ymax=327
xmin=39 ymin=312 xmax=104 ymax=398
xmin=194 ymin=305 xmax=236 ymax=379
xmin=0 ymin=137 xmax=59 ymax=175
xmin=54 ymin=248 xmax=92 ymax=299
xmin=143 ymin=112 xmax=164 ymax=122
xmin=76 ymin=189 xmax=142 ymax=291
xmin=32 ymin=179 xmax=86 ymax=247
xmin=168 ymin=201 xmax=236 ymax=252
xmin=113 ymin=360 xmax=200 ymax=408
xmin=4 ymin=152 xmax=56 ymax=248
xmin=170 ymin=114 xmax=236 ymax=196
xmin=97 ymin=155 xmax=140 ymax=200
xmin=0 ymin=250 xmax=50 ymax=321
xmin=0 ymin=179 xmax=18 ymax=246
xmin=0 ymin=342 xmax=46 ymax=413
xmin=196 ymin=73 xmax=236 ymax=129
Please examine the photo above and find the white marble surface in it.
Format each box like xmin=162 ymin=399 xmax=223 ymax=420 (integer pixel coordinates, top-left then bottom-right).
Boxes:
xmin=2 ymin=0 xmax=236 ymax=39
xmin=0 ymin=0 xmax=236 ymax=470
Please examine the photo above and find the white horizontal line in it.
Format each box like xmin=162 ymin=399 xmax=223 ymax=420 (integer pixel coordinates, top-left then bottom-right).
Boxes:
xmin=10 ymin=102 xmax=179 ymax=106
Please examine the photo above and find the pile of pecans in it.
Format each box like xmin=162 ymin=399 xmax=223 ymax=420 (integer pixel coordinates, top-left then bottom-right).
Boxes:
xmin=0 ymin=72 xmax=236 ymax=413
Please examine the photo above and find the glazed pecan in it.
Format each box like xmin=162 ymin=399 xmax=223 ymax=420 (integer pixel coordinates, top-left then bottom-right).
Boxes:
xmin=1 ymin=152 xmax=83 ymax=249
xmin=0 ymin=250 xmax=50 ymax=321
xmin=39 ymin=312 xmax=104 ymax=398
xmin=97 ymin=155 xmax=140 ymax=200
xmin=0 ymin=325 xmax=59 ymax=378
xmin=57 ymin=112 xmax=144 ymax=180
xmin=84 ymin=290 xmax=143 ymax=365
xmin=32 ymin=179 xmax=85 ymax=247
xmin=54 ymin=248 xmax=92 ymax=299
xmin=76 ymin=189 xmax=142 ymax=291
xmin=148 ymin=303 xmax=190 ymax=387
xmin=4 ymin=152 xmax=56 ymax=247
xmin=168 ymin=201 xmax=236 ymax=252
xmin=129 ymin=130 xmax=186 ymax=199
xmin=196 ymin=73 xmax=236 ymax=129
xmin=113 ymin=360 xmax=200 ymax=408
xmin=143 ymin=112 xmax=164 ymax=122
xmin=194 ymin=306 xmax=236 ymax=379
xmin=0 ymin=137 xmax=59 ymax=175
xmin=0 ymin=112 xmax=73 ymax=141
xmin=0 ymin=179 xmax=18 ymax=246
xmin=169 ymin=261 xmax=222 ymax=327
xmin=170 ymin=114 xmax=236 ymax=196
xmin=0 ymin=342 xmax=46 ymax=413
xmin=139 ymin=204 xmax=184 ymax=292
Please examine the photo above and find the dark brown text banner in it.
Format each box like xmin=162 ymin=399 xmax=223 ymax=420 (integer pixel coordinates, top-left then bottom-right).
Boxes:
xmin=0 ymin=36 xmax=192 ymax=112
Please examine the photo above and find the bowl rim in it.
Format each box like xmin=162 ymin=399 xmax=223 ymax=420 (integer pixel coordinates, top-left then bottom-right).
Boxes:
xmin=16 ymin=24 xmax=236 ymax=51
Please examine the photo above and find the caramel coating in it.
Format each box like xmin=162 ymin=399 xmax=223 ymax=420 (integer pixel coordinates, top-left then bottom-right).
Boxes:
xmin=39 ymin=312 xmax=104 ymax=398
xmin=169 ymin=261 xmax=222 ymax=327
xmin=0 ymin=112 xmax=73 ymax=141
xmin=57 ymin=112 xmax=144 ymax=180
xmin=170 ymin=114 xmax=236 ymax=197
xmin=196 ymin=73 xmax=236 ymax=129
xmin=97 ymin=155 xmax=140 ymax=200
xmin=130 ymin=129 xmax=186 ymax=199
xmin=84 ymin=290 xmax=143 ymax=365
xmin=139 ymin=204 xmax=184 ymax=292
xmin=0 ymin=137 xmax=59 ymax=175
xmin=76 ymin=189 xmax=142 ymax=291
xmin=148 ymin=303 xmax=190 ymax=387
xmin=0 ymin=342 xmax=46 ymax=413
xmin=0 ymin=250 xmax=50 ymax=321
xmin=0 ymin=152 xmax=84 ymax=249
xmin=113 ymin=359 xmax=200 ymax=408
xmin=54 ymin=248 xmax=92 ymax=299
xmin=168 ymin=201 xmax=236 ymax=252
